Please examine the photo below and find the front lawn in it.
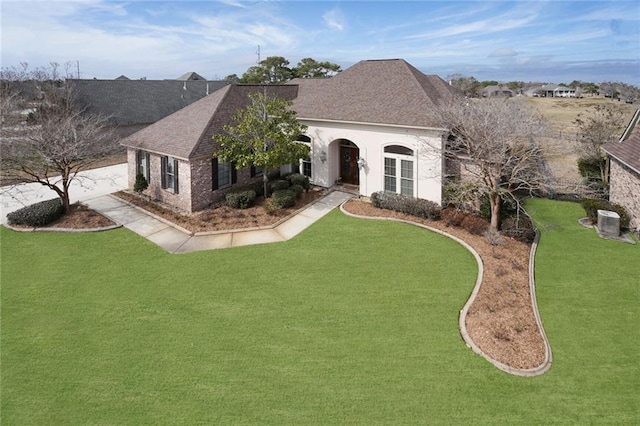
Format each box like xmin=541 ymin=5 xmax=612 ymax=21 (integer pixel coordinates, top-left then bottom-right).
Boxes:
xmin=1 ymin=202 xmax=638 ymax=424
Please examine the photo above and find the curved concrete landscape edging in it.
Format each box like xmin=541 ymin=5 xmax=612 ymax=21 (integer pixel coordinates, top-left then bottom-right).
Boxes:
xmin=339 ymin=202 xmax=552 ymax=377
xmin=3 ymin=223 xmax=122 ymax=233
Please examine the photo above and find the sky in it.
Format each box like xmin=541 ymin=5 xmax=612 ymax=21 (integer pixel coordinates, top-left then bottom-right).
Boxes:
xmin=1 ymin=0 xmax=639 ymax=85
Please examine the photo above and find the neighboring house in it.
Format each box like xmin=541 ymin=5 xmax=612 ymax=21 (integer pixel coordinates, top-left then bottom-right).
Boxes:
xmin=527 ymin=84 xmax=576 ymax=98
xmin=71 ymin=77 xmax=229 ymax=137
xmin=482 ymin=85 xmax=514 ymax=97
xmin=603 ymin=109 xmax=640 ymax=232
xmin=122 ymin=59 xmax=457 ymax=213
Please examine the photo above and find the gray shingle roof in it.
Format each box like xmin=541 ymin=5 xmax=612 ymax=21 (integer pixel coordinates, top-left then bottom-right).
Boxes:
xmin=176 ymin=72 xmax=207 ymax=81
xmin=71 ymin=79 xmax=229 ymax=126
xmin=122 ymin=59 xmax=457 ymax=159
xmin=121 ymin=84 xmax=298 ymax=159
xmin=604 ymin=111 xmax=640 ymax=173
xmin=289 ymin=59 xmax=457 ymax=127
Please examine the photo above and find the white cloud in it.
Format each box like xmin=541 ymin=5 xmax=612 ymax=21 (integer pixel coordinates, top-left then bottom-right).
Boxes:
xmin=489 ymin=48 xmax=518 ymax=58
xmin=323 ymin=8 xmax=345 ymax=31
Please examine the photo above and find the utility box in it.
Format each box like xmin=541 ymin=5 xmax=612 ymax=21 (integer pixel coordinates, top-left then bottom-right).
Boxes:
xmin=597 ymin=209 xmax=620 ymax=237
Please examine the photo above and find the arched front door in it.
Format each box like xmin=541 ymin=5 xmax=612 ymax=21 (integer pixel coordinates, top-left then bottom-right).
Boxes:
xmin=339 ymin=140 xmax=359 ymax=185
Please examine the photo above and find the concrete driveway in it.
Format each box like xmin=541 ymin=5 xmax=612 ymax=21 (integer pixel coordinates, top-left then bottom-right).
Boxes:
xmin=0 ymin=163 xmax=127 ymax=224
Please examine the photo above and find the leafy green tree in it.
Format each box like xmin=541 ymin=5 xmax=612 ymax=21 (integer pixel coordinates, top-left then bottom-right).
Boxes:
xmin=240 ymin=56 xmax=293 ymax=84
xmin=223 ymin=74 xmax=240 ymax=83
xmin=214 ymin=92 xmax=309 ymax=196
xmin=294 ymin=58 xmax=341 ymax=78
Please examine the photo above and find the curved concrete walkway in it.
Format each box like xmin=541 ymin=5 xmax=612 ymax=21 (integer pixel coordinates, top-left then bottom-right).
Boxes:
xmin=84 ymin=191 xmax=354 ymax=254
xmin=339 ymin=203 xmax=553 ymax=377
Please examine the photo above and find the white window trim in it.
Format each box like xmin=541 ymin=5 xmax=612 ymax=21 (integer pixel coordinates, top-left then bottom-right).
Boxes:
xmin=382 ymin=145 xmax=417 ymax=197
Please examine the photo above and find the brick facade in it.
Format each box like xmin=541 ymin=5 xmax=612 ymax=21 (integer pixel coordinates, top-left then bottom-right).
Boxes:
xmin=609 ymin=159 xmax=640 ymax=231
xmin=128 ymin=148 xmax=263 ymax=213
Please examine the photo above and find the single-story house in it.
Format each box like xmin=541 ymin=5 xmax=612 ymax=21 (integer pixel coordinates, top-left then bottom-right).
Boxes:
xmin=526 ymin=84 xmax=576 ymax=98
xmin=121 ymin=59 xmax=458 ymax=212
xmin=603 ymin=109 xmax=640 ymax=232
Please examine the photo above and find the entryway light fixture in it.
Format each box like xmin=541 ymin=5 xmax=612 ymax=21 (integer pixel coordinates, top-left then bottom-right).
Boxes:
xmin=357 ymin=157 xmax=366 ymax=169
xmin=320 ymin=150 xmax=327 ymax=163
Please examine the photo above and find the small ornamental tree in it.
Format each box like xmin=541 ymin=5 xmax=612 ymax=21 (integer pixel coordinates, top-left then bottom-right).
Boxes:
xmin=434 ymin=97 xmax=549 ymax=231
xmin=214 ymin=92 xmax=309 ymax=197
xmin=574 ymin=104 xmax=627 ymax=183
xmin=134 ymin=173 xmax=148 ymax=194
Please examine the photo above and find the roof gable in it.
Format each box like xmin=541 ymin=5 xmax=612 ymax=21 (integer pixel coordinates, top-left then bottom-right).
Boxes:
xmin=604 ymin=110 xmax=640 ymax=173
xmin=122 ymin=84 xmax=299 ymax=159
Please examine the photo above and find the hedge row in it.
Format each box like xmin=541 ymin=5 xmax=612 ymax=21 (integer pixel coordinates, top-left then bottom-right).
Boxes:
xmin=7 ymin=198 xmax=64 ymax=227
xmin=581 ymin=198 xmax=630 ymax=229
xmin=370 ymin=192 xmax=441 ymax=220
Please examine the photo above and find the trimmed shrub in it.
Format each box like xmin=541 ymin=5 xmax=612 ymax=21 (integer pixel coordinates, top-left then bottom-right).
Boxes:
xmin=577 ymin=157 xmax=602 ymax=180
xmin=270 ymin=179 xmax=290 ymax=191
xmin=226 ymin=189 xmax=256 ymax=209
xmin=370 ymin=191 xmax=441 ymax=220
xmin=263 ymin=198 xmax=280 ymax=215
xmin=289 ymin=184 xmax=304 ymax=198
xmin=287 ymin=173 xmax=310 ymax=190
xmin=134 ymin=173 xmax=148 ymax=193
xmin=461 ymin=214 xmax=489 ymax=235
xmin=581 ymin=198 xmax=630 ymax=229
xmin=7 ymin=198 xmax=64 ymax=227
xmin=501 ymin=215 xmax=536 ymax=244
xmin=271 ymin=189 xmax=297 ymax=208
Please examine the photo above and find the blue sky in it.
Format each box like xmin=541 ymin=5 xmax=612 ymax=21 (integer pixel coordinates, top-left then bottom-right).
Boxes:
xmin=2 ymin=0 xmax=639 ymax=84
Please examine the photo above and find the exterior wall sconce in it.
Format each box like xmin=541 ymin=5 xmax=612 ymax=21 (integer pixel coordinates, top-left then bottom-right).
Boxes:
xmin=320 ymin=150 xmax=327 ymax=163
xmin=357 ymin=157 xmax=366 ymax=169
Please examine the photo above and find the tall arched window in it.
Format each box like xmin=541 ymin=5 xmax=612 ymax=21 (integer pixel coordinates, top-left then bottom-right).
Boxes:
xmin=297 ymin=135 xmax=312 ymax=178
xmin=383 ymin=145 xmax=415 ymax=197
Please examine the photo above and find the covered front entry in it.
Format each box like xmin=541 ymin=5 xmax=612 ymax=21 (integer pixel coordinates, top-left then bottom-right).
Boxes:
xmin=339 ymin=140 xmax=359 ymax=185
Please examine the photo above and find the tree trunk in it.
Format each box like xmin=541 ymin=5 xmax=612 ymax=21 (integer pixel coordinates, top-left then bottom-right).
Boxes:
xmin=263 ymin=169 xmax=269 ymax=198
xmin=489 ymin=193 xmax=501 ymax=231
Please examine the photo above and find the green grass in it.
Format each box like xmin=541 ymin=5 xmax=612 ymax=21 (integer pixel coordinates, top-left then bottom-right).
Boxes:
xmin=1 ymin=205 xmax=638 ymax=424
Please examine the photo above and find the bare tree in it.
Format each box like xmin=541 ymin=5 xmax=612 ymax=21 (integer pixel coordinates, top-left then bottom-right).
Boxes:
xmin=435 ymin=97 xmax=549 ymax=231
xmin=1 ymin=80 xmax=120 ymax=213
xmin=574 ymin=104 xmax=627 ymax=183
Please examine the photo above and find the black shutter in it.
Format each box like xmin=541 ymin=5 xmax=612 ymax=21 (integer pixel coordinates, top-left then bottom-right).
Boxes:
xmin=212 ymin=157 xmax=219 ymax=190
xmin=173 ymin=159 xmax=179 ymax=194
xmin=250 ymin=165 xmax=256 ymax=177
xmin=135 ymin=150 xmax=141 ymax=175
xmin=161 ymin=156 xmax=167 ymax=189
xmin=145 ymin=154 xmax=150 ymax=183
xmin=231 ymin=163 xmax=237 ymax=184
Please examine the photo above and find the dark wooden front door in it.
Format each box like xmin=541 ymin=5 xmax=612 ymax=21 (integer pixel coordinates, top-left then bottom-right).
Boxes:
xmin=340 ymin=145 xmax=359 ymax=185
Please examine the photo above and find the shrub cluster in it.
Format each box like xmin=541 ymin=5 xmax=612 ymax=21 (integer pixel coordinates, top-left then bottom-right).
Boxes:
xmin=225 ymin=189 xmax=257 ymax=209
xmin=441 ymin=207 xmax=489 ymax=235
xmin=271 ymin=189 xmax=297 ymax=208
xmin=500 ymin=215 xmax=536 ymax=244
xmin=270 ymin=179 xmax=290 ymax=191
xmin=581 ymin=198 xmax=630 ymax=229
xmin=577 ymin=157 xmax=602 ymax=179
xmin=370 ymin=192 xmax=441 ymax=220
xmin=7 ymin=198 xmax=64 ymax=227
xmin=283 ymin=173 xmax=310 ymax=190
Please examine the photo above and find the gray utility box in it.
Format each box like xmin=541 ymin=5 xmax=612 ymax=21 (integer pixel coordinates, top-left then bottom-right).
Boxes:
xmin=597 ymin=209 xmax=620 ymax=237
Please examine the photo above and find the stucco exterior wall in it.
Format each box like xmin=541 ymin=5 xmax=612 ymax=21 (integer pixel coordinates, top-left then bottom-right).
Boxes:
xmin=609 ymin=159 xmax=640 ymax=230
xmin=302 ymin=120 xmax=446 ymax=204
